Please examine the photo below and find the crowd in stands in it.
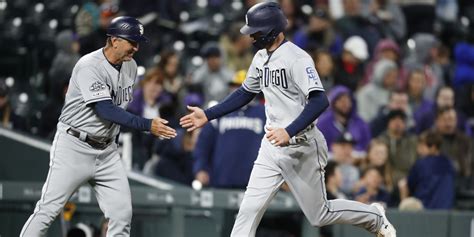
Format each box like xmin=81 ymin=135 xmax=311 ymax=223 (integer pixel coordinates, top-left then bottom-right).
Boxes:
xmin=1 ymin=0 xmax=474 ymax=227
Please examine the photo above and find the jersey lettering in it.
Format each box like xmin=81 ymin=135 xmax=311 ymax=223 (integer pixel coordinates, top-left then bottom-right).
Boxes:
xmin=110 ymin=85 xmax=133 ymax=106
xmin=258 ymin=67 xmax=288 ymax=89
xmin=219 ymin=117 xmax=263 ymax=134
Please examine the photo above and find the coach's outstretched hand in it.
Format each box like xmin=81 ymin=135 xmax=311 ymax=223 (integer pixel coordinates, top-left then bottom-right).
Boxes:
xmin=151 ymin=118 xmax=177 ymax=139
xmin=180 ymin=106 xmax=208 ymax=132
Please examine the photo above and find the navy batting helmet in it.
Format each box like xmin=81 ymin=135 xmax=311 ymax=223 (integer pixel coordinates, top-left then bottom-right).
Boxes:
xmin=107 ymin=16 xmax=148 ymax=43
xmin=240 ymin=2 xmax=287 ymax=49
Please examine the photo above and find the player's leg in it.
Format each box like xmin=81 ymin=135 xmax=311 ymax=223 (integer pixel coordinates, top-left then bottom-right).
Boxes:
xmin=20 ymin=132 xmax=95 ymax=236
xmin=278 ymin=130 xmax=385 ymax=234
xmin=230 ymin=139 xmax=284 ymax=237
xmin=92 ymin=145 xmax=132 ymax=237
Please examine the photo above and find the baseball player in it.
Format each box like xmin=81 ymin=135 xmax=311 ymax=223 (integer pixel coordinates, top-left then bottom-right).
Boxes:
xmin=20 ymin=16 xmax=176 ymax=237
xmin=180 ymin=2 xmax=396 ymax=237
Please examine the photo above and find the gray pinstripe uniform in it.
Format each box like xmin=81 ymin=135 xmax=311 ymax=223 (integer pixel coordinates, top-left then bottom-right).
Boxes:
xmin=230 ymin=41 xmax=383 ymax=236
xmin=21 ymin=48 xmax=137 ymax=237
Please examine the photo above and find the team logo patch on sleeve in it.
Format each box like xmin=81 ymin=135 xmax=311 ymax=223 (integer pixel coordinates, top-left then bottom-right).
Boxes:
xmin=89 ymin=81 xmax=106 ymax=92
xmin=306 ymin=67 xmax=321 ymax=86
xmin=306 ymin=67 xmax=316 ymax=80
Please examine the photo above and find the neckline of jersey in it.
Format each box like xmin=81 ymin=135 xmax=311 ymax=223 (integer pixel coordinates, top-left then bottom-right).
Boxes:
xmin=266 ymin=39 xmax=288 ymax=55
xmin=101 ymin=48 xmax=122 ymax=72
xmin=264 ymin=39 xmax=288 ymax=65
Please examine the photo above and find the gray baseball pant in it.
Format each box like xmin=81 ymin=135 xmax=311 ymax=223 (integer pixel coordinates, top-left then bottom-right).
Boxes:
xmin=20 ymin=123 xmax=132 ymax=237
xmin=231 ymin=128 xmax=382 ymax=236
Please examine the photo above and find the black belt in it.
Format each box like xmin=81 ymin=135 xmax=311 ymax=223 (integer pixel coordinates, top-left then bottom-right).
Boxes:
xmin=66 ymin=128 xmax=113 ymax=150
xmin=293 ymin=124 xmax=315 ymax=144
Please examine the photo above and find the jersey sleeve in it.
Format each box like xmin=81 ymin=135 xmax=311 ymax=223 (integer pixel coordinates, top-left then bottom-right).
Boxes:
xmin=242 ymin=59 xmax=262 ymax=93
xmin=291 ymin=57 xmax=324 ymax=96
xmin=76 ymin=65 xmax=111 ymax=105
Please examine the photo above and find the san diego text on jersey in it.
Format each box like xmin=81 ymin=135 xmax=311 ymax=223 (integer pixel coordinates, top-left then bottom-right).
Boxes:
xmin=256 ymin=67 xmax=288 ymax=89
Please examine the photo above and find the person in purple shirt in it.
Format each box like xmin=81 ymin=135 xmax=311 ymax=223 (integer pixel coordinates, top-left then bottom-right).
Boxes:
xmin=317 ymin=85 xmax=371 ymax=156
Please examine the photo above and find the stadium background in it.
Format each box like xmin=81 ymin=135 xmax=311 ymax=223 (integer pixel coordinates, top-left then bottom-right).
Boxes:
xmin=0 ymin=0 xmax=474 ymax=236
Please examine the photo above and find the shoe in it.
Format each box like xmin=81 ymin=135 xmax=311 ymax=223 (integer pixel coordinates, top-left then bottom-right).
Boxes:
xmin=371 ymin=203 xmax=396 ymax=237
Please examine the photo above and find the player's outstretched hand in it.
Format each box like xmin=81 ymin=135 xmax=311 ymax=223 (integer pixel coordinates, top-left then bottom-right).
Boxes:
xmin=151 ymin=118 xmax=177 ymax=139
xmin=266 ymin=127 xmax=290 ymax=146
xmin=180 ymin=106 xmax=208 ymax=132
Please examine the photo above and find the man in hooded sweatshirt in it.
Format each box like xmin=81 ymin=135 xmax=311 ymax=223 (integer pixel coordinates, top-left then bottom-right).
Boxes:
xmin=356 ymin=59 xmax=399 ymax=123
xmin=317 ymin=85 xmax=371 ymax=155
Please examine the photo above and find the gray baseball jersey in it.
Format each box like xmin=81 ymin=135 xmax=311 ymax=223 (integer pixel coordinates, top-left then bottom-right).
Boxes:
xmin=243 ymin=41 xmax=324 ymax=129
xmin=231 ymin=41 xmax=384 ymax=236
xmin=20 ymin=48 xmax=135 ymax=236
xmin=59 ymin=48 xmax=137 ymax=138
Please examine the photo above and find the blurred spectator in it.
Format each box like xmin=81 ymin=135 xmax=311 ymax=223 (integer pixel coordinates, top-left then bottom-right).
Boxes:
xmin=317 ymin=85 xmax=371 ymax=155
xmin=401 ymin=131 xmax=455 ymax=209
xmin=279 ymin=0 xmax=303 ymax=40
xmin=402 ymin=33 xmax=444 ymax=100
xmin=325 ymin=160 xmax=347 ymax=200
xmin=156 ymin=50 xmax=183 ymax=96
xmin=399 ymin=0 xmax=436 ymax=37
xmin=193 ymin=71 xmax=265 ymax=188
xmin=313 ymin=50 xmax=336 ymax=91
xmin=356 ymin=139 xmax=393 ymax=191
xmin=406 ymin=69 xmax=433 ymax=131
xmin=190 ymin=42 xmax=233 ymax=104
xmin=0 ymin=80 xmax=25 ymax=130
xmin=370 ymin=90 xmax=414 ymax=137
xmin=153 ymin=128 xmax=197 ymax=185
xmin=378 ymin=109 xmax=418 ymax=184
xmin=357 ymin=59 xmax=398 ymax=122
xmin=369 ymin=0 xmax=407 ymax=41
xmin=78 ymin=1 xmax=119 ymax=55
xmin=334 ymin=36 xmax=368 ymax=91
xmin=37 ymin=81 xmax=68 ymax=140
xmin=434 ymin=44 xmax=453 ymax=86
xmin=48 ymin=30 xmax=80 ymax=101
xmin=335 ymin=0 xmax=382 ymax=53
xmin=363 ymin=39 xmax=400 ymax=85
xmin=433 ymin=107 xmax=473 ymax=179
xmin=330 ymin=133 xmax=360 ymax=196
xmin=293 ymin=9 xmax=339 ymax=52
xmin=354 ymin=167 xmax=391 ymax=205
xmin=127 ymin=68 xmax=174 ymax=169
xmin=75 ymin=1 xmax=101 ymax=37
xmin=415 ymin=86 xmax=469 ymax=134
xmin=219 ymin=23 xmax=253 ymax=72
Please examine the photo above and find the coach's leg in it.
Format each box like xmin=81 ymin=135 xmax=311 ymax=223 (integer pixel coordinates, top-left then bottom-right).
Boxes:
xmin=278 ymin=130 xmax=382 ymax=234
xmin=93 ymin=146 xmax=132 ymax=237
xmin=231 ymin=139 xmax=284 ymax=237
xmin=20 ymin=132 xmax=94 ymax=237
